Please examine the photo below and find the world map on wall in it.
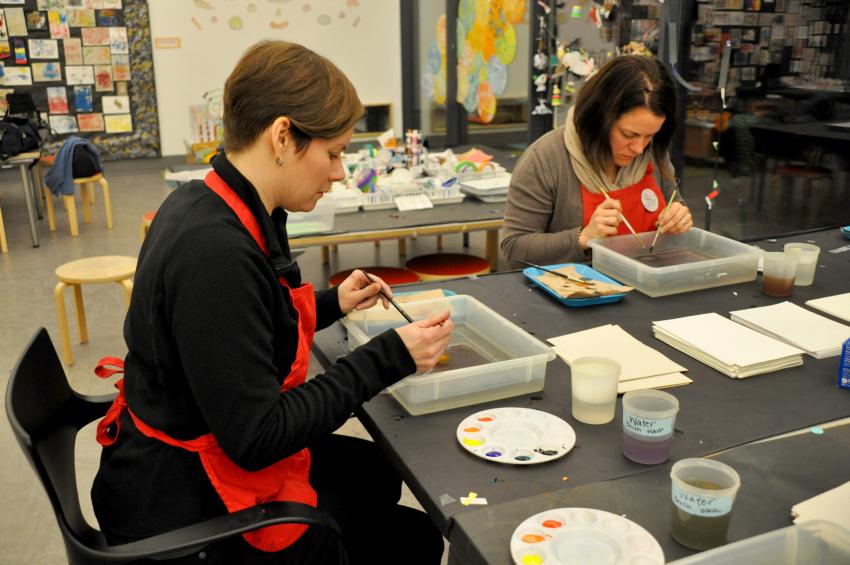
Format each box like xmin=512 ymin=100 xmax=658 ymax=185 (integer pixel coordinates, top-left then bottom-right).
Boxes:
xmin=422 ymin=0 xmax=525 ymax=124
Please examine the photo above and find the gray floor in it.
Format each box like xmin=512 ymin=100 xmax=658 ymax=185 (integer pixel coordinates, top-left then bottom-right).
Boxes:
xmin=1 ymin=155 xmax=846 ymax=564
xmin=0 ymin=157 xmax=479 ymax=564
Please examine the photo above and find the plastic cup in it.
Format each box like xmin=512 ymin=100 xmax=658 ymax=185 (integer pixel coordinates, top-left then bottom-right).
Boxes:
xmin=570 ymin=357 xmax=620 ymax=425
xmin=784 ymin=243 xmax=820 ymax=286
xmin=621 ymin=389 xmax=679 ymax=464
xmin=761 ymin=251 xmax=798 ymax=297
xmin=670 ymin=458 xmax=741 ymax=550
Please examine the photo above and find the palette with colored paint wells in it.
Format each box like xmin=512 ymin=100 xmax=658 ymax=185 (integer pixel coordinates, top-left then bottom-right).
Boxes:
xmin=456 ymin=407 xmax=576 ymax=465
xmin=510 ymin=508 xmax=665 ymax=565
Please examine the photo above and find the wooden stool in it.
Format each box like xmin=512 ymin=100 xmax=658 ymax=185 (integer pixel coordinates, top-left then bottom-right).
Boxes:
xmin=406 ymin=253 xmax=491 ymax=281
xmin=140 ymin=210 xmax=156 ymax=242
xmin=54 ymin=255 xmax=136 ymax=365
xmin=44 ymin=173 xmax=113 ymax=236
xmin=329 ymin=266 xmax=420 ymax=287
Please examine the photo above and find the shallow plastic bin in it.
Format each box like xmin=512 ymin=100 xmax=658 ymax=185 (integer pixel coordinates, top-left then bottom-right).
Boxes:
xmin=588 ymin=228 xmax=759 ymax=297
xmin=287 ymin=197 xmax=335 ymax=237
xmin=341 ymin=295 xmax=555 ymax=415
xmin=669 ymin=520 xmax=850 ymax=564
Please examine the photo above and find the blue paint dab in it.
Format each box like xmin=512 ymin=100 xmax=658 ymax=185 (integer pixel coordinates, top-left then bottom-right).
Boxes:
xmin=514 ymin=455 xmax=532 ymax=462
xmin=485 ymin=450 xmax=502 ymax=457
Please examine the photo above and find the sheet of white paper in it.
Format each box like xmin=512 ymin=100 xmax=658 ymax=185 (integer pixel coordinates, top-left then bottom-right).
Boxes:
xmin=459 ymin=174 xmax=511 ymax=191
xmin=617 ymin=372 xmax=693 ymax=393
xmin=652 ymin=313 xmax=804 ymax=367
xmin=730 ymin=302 xmax=850 ymax=358
xmin=791 ymin=481 xmax=850 ymax=525
xmin=548 ymin=324 xmax=687 ymax=382
xmin=395 ymin=193 xmax=433 ymax=211
xmin=806 ymin=293 xmax=850 ymax=324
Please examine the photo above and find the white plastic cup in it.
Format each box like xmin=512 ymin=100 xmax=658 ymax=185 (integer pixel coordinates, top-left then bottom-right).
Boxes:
xmin=784 ymin=243 xmax=820 ymax=286
xmin=570 ymin=357 xmax=620 ymax=425
xmin=670 ymin=458 xmax=741 ymax=550
xmin=621 ymin=390 xmax=679 ymax=464
xmin=762 ymin=251 xmax=798 ymax=297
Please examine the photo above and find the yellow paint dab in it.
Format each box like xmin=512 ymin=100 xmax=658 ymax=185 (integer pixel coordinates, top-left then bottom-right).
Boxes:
xmin=521 ymin=554 xmax=543 ymax=565
xmin=462 ymin=437 xmax=483 ymax=447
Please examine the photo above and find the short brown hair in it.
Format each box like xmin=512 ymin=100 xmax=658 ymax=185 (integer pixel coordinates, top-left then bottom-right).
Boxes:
xmin=574 ymin=56 xmax=678 ymax=179
xmin=223 ymin=41 xmax=364 ymax=153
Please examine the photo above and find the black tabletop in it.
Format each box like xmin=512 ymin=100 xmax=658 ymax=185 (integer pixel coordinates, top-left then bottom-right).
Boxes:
xmin=448 ymin=423 xmax=850 ymax=564
xmin=312 ymin=228 xmax=850 ymax=538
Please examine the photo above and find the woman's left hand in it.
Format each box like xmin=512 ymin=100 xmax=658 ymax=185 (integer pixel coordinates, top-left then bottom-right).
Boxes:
xmin=337 ymin=269 xmax=391 ymax=314
xmin=656 ymin=202 xmax=692 ymax=235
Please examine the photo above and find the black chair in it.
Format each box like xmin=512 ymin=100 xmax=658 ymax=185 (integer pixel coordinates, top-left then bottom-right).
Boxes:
xmin=6 ymin=328 xmax=348 ymax=565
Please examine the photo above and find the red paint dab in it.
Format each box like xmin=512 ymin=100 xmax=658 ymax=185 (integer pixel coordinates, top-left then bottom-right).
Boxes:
xmin=542 ymin=519 xmax=562 ymax=528
xmin=478 ymin=417 xmax=493 ymax=422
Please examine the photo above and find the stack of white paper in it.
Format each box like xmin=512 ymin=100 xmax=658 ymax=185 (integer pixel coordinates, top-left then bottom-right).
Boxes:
xmin=459 ymin=174 xmax=511 ymax=203
xmin=548 ymin=324 xmax=692 ymax=393
xmin=652 ymin=313 xmax=804 ymax=378
xmin=792 ymin=481 xmax=850 ymax=524
xmin=730 ymin=302 xmax=850 ymax=359
xmin=806 ymin=293 xmax=850 ymax=324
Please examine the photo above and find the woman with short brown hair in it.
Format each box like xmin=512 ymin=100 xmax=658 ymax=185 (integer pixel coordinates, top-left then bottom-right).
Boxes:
xmin=91 ymin=40 xmax=450 ymax=564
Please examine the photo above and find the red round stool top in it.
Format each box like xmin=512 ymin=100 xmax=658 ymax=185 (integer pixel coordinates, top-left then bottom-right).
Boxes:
xmin=406 ymin=253 xmax=491 ymax=281
xmin=143 ymin=210 xmax=157 ymax=223
xmin=329 ymin=266 xmax=420 ymax=287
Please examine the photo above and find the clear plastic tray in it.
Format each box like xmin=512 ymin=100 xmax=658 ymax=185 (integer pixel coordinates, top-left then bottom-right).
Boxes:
xmin=287 ymin=197 xmax=335 ymax=237
xmin=340 ymin=295 xmax=555 ymax=415
xmin=669 ymin=520 xmax=850 ymax=564
xmin=588 ymin=228 xmax=759 ymax=297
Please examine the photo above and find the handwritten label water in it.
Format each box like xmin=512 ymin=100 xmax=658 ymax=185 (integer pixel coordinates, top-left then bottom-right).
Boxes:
xmin=672 ymin=482 xmax=733 ymax=517
xmin=623 ymin=412 xmax=674 ymax=438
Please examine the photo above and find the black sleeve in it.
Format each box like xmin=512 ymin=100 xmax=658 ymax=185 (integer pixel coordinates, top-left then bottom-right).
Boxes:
xmin=167 ymin=225 xmax=415 ymax=472
xmin=315 ymin=286 xmax=343 ymax=331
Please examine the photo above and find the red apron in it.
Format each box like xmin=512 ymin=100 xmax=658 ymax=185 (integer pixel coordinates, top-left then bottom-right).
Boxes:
xmin=581 ymin=162 xmax=667 ymax=234
xmin=96 ymin=170 xmax=318 ymax=553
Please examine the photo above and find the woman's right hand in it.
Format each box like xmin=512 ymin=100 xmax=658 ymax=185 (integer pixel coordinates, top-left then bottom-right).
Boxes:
xmin=395 ymin=311 xmax=454 ymax=373
xmin=579 ymin=198 xmax=622 ymax=248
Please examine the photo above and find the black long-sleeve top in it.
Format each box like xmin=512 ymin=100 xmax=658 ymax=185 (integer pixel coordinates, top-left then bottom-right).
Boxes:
xmin=92 ymin=154 xmax=415 ymax=541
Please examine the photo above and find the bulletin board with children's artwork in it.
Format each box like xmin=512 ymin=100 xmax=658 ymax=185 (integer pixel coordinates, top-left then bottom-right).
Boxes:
xmin=0 ymin=0 xmax=159 ymax=159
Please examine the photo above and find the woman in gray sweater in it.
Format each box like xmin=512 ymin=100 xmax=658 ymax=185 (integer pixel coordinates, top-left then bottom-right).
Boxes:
xmin=501 ymin=56 xmax=693 ymax=266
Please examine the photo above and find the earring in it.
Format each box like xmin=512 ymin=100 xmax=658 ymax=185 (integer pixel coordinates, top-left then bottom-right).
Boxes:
xmin=275 ymin=156 xmax=284 ymax=167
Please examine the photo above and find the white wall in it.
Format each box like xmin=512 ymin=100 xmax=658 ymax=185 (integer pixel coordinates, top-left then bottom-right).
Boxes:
xmin=148 ymin=0 xmax=402 ymax=156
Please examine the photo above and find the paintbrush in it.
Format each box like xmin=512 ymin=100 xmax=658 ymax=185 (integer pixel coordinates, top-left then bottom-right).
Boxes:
xmin=515 ymin=260 xmax=595 ymax=286
xmin=362 ymin=271 xmax=414 ymax=323
xmin=596 ymin=184 xmax=648 ymax=251
xmin=648 ymin=188 xmax=679 ymax=253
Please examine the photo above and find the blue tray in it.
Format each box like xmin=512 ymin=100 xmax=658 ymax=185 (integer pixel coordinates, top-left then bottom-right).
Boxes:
xmin=522 ymin=263 xmax=628 ymax=307
xmin=841 ymin=225 xmax=850 ymax=240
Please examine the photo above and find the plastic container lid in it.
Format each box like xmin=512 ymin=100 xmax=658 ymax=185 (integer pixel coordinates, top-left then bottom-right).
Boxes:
xmin=622 ymin=389 xmax=680 ymax=420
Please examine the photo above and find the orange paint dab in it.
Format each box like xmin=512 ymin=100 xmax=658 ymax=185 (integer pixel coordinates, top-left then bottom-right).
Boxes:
xmin=521 ymin=534 xmax=547 ymax=543
xmin=542 ymin=519 xmax=563 ymax=528
xmin=269 ymin=20 xmax=289 ymax=29
xmin=463 ymin=427 xmax=480 ymax=433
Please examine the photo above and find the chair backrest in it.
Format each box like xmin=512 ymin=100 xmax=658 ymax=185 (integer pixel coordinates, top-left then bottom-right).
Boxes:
xmin=5 ymin=328 xmax=116 ymax=564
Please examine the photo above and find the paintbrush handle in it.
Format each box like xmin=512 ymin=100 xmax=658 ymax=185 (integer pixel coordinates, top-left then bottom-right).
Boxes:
xmin=362 ymin=271 xmax=414 ymax=323
xmin=649 ymin=189 xmax=680 ymax=252
xmin=596 ymin=185 xmax=647 ymax=250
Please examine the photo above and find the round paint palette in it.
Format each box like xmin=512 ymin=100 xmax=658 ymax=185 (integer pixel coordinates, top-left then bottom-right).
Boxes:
xmin=510 ymin=508 xmax=665 ymax=565
xmin=456 ymin=407 xmax=576 ymax=465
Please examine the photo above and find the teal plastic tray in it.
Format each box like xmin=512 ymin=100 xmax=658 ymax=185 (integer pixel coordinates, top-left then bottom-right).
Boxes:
xmin=523 ymin=263 xmax=628 ymax=307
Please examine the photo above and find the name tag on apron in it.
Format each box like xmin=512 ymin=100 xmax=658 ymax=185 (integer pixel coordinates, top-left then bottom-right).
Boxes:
xmin=641 ymin=188 xmax=659 ymax=212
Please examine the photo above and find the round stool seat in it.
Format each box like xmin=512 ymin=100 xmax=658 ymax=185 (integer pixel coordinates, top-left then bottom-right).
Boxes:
xmin=406 ymin=253 xmax=491 ymax=281
xmin=40 ymin=155 xmax=56 ymax=167
xmin=329 ymin=266 xmax=420 ymax=287
xmin=143 ymin=210 xmax=157 ymax=223
xmin=55 ymin=255 xmax=137 ymax=284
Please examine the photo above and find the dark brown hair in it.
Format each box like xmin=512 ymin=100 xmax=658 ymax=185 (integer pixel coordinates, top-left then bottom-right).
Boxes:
xmin=223 ymin=40 xmax=364 ymax=153
xmin=574 ymin=55 xmax=678 ymax=179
